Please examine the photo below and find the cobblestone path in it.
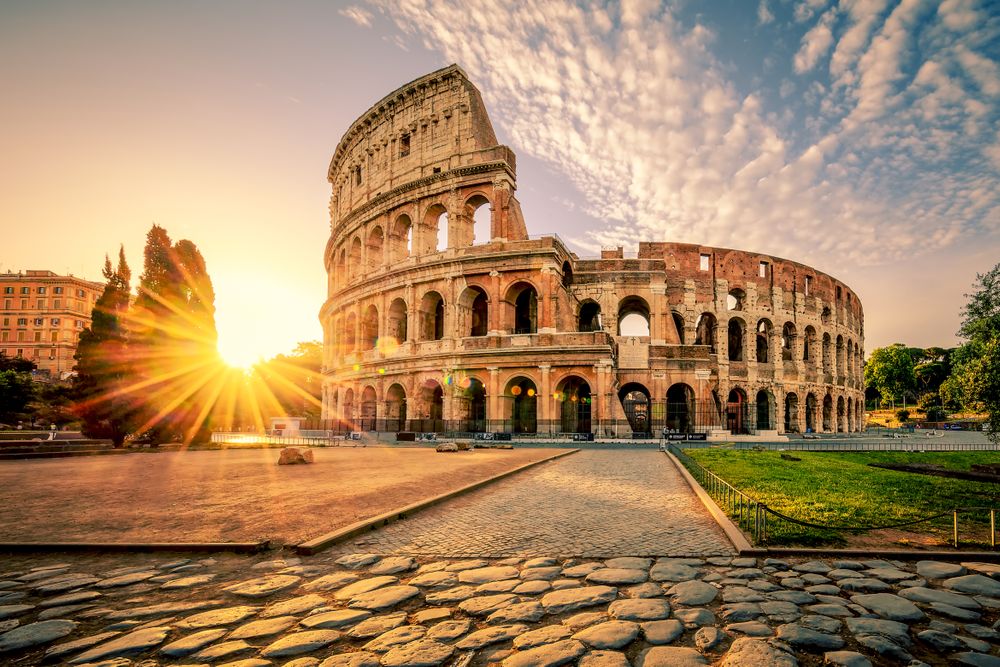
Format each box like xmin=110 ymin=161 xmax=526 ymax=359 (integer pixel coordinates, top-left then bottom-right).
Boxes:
xmin=339 ymin=450 xmax=735 ymax=558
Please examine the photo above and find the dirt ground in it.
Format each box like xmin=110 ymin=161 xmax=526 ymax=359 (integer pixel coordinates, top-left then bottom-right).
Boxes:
xmin=0 ymin=447 xmax=568 ymax=545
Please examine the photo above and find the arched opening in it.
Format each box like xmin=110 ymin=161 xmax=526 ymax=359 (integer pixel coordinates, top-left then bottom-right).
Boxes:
xmin=460 ymin=377 xmax=487 ymax=432
xmin=618 ymin=383 xmax=651 ymax=434
xmin=784 ymin=392 xmax=799 ymax=433
xmin=387 ymin=298 xmax=407 ymax=345
xmin=419 ymin=291 xmax=445 ymax=341
xmin=618 ymin=296 xmax=651 ymax=336
xmin=556 ymin=376 xmax=592 ymax=434
xmin=821 ymin=306 xmax=832 ymax=324
xmin=386 ymin=383 xmax=407 ymax=432
xmin=756 ymin=319 xmax=772 ymax=363
xmin=423 ymin=204 xmax=449 ymax=253
xmin=505 ymin=282 xmax=538 ymax=334
xmin=342 ymin=388 xmax=355 ymax=430
xmin=578 ymin=301 xmax=602 ymax=332
xmin=561 ymin=261 xmax=574 ymax=288
xmin=467 ymin=194 xmax=491 ymax=245
xmin=344 ymin=312 xmax=357 ymax=354
xmin=666 ymin=383 xmax=695 ymax=434
xmin=803 ymin=326 xmax=817 ymax=363
xmin=823 ymin=394 xmax=833 ymax=432
xmin=389 ymin=214 xmax=412 ymax=262
xmin=695 ymin=313 xmax=717 ymax=352
xmin=847 ymin=396 xmax=855 ymax=432
xmin=856 ymin=400 xmax=863 ymax=432
xmin=336 ymin=248 xmax=347 ymax=284
xmin=822 ymin=333 xmax=832 ymax=374
xmin=782 ymin=322 xmax=796 ymax=362
xmin=349 ymin=236 xmax=362 ymax=273
xmin=836 ymin=335 xmax=845 ymax=376
xmin=366 ymin=226 xmax=384 ymax=272
xmin=506 ymin=377 xmax=537 ymax=433
xmin=362 ymin=304 xmax=379 ymax=350
xmin=727 ymin=388 xmax=749 ymax=434
xmin=727 ymin=288 xmax=745 ymax=311
xmin=418 ymin=380 xmax=444 ymax=432
xmin=672 ymin=312 xmax=686 ymax=344
xmin=727 ymin=318 xmax=745 ymax=361
xmin=806 ymin=393 xmax=818 ymax=432
xmin=756 ymin=390 xmax=773 ymax=430
xmin=837 ymin=396 xmax=847 ymax=432
xmin=360 ymin=386 xmax=377 ymax=431
xmin=458 ymin=286 xmax=489 ymax=337
xmin=846 ymin=340 xmax=854 ymax=380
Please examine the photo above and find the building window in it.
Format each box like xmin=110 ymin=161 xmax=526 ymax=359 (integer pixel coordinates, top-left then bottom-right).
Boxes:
xmin=16 ymin=348 xmax=23 ymax=357
xmin=76 ymin=320 xmax=83 ymax=328
xmin=836 ymin=286 xmax=842 ymax=300
xmin=759 ymin=261 xmax=768 ymax=278
xmin=3 ymin=287 xmax=11 ymax=294
xmin=1 ymin=318 xmax=6 ymax=326
xmin=355 ymin=165 xmax=362 ymax=186
xmin=34 ymin=318 xmax=43 ymax=326
xmin=3 ymin=299 xmax=9 ymax=309
xmin=33 ymin=331 xmax=41 ymax=342
xmin=53 ymin=299 xmax=60 ymax=308
xmin=20 ymin=299 xmax=27 ymax=309
xmin=700 ymin=253 xmax=710 ymax=271
xmin=51 ymin=318 xmax=60 ymax=325
xmin=805 ymin=276 xmax=812 ymax=296
xmin=54 ymin=286 xmax=63 ymax=294
xmin=37 ymin=286 xmax=46 ymax=294
xmin=17 ymin=332 xmax=25 ymax=342
xmin=50 ymin=332 xmax=58 ymax=342
xmin=400 ymin=134 xmax=410 ymax=157
xmin=77 ymin=289 xmax=84 ymax=297
xmin=37 ymin=299 xmax=45 ymax=309
xmin=20 ymin=287 xmax=29 ymax=294
xmin=1 ymin=332 xmax=7 ymax=342
xmin=17 ymin=318 xmax=27 ymax=326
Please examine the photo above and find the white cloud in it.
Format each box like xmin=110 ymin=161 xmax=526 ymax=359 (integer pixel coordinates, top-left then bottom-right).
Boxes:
xmin=372 ymin=0 xmax=1000 ymax=269
xmin=794 ymin=8 xmax=838 ymax=73
xmin=757 ymin=0 xmax=775 ymax=25
xmin=339 ymin=5 xmax=373 ymax=27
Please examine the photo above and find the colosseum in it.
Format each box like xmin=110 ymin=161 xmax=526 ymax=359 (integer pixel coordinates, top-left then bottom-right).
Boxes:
xmin=319 ymin=65 xmax=865 ymax=439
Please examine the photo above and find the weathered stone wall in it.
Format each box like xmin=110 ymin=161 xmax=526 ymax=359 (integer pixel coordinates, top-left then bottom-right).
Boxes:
xmin=320 ymin=65 xmax=865 ymax=435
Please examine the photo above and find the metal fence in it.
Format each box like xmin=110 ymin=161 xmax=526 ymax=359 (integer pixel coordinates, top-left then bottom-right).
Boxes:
xmin=668 ymin=443 xmax=1000 ymax=547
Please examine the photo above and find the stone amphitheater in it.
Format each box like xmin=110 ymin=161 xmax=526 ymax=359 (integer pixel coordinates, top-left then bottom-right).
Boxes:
xmin=319 ymin=65 xmax=865 ymax=438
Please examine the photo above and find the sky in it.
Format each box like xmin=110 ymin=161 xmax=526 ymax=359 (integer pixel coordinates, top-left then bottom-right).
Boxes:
xmin=1 ymin=0 xmax=998 ymax=366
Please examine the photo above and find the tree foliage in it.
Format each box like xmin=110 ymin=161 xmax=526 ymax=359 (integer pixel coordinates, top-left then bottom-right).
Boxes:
xmin=73 ymin=248 xmax=134 ymax=445
xmin=864 ymin=344 xmax=916 ymax=405
xmin=253 ymin=341 xmax=323 ymax=421
xmin=0 ymin=357 xmax=37 ymax=426
xmin=950 ymin=262 xmax=1000 ymax=442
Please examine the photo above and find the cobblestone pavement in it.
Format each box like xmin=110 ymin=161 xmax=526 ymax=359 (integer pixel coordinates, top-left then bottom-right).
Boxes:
xmin=339 ymin=450 xmax=734 ymax=558
xmin=4 ymin=549 xmax=1000 ymax=666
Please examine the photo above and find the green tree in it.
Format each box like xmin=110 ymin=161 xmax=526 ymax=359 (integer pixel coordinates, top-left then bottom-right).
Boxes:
xmin=73 ymin=249 xmax=134 ymax=446
xmin=0 ymin=357 xmax=37 ymax=426
xmin=863 ymin=344 xmax=916 ymax=407
xmin=948 ymin=263 xmax=1000 ymax=441
xmin=129 ymin=225 xmax=220 ymax=444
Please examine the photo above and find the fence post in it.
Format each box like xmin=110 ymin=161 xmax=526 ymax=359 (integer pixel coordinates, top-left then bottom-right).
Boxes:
xmin=992 ymin=509 xmax=996 ymax=549
xmin=954 ymin=510 xmax=959 ymax=548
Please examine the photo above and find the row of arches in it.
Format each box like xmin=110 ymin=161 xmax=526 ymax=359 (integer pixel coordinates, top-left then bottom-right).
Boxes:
xmin=332 ymin=195 xmax=493 ymax=287
xmin=725 ymin=318 xmax=863 ymax=379
xmin=784 ymin=392 xmax=863 ymax=433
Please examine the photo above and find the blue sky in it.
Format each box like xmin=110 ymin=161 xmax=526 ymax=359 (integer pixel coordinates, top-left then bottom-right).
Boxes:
xmin=2 ymin=0 xmax=998 ymax=363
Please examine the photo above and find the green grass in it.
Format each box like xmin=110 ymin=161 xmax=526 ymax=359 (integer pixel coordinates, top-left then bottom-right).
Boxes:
xmin=685 ymin=449 xmax=1000 ymax=547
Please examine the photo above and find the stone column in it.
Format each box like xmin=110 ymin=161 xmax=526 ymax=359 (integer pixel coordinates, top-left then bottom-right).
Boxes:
xmin=539 ymin=365 xmax=552 ymax=434
xmin=489 ymin=270 xmax=502 ymax=333
xmin=487 ymin=367 xmax=500 ymax=431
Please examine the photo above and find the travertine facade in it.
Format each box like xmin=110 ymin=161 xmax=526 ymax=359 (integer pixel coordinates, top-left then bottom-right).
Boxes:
xmin=320 ymin=65 xmax=864 ymax=436
xmin=0 ymin=270 xmax=103 ymax=379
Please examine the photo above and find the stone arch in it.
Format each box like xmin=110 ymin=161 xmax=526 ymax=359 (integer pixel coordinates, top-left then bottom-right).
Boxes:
xmin=727 ymin=288 xmax=746 ymax=311
xmin=342 ymin=388 xmax=355 ymax=429
xmin=419 ymin=291 xmax=445 ymax=341
xmin=362 ymin=304 xmax=379 ymax=350
xmin=672 ymin=312 xmax=686 ymax=344
xmin=344 ymin=311 xmax=357 ymax=354
xmin=695 ymin=313 xmax=717 ymax=352
xmin=618 ymin=296 xmax=651 ymax=336
xmin=423 ymin=203 xmax=449 ymax=254
xmin=803 ymin=326 xmax=817 ymax=363
xmin=505 ymin=281 xmax=538 ymax=334
xmin=822 ymin=333 xmax=833 ymax=374
xmin=728 ymin=317 xmax=746 ymax=362
xmin=457 ymin=376 xmax=487 ymax=432
xmin=387 ymin=298 xmax=407 ymax=345
xmin=555 ymin=375 xmax=592 ymax=434
xmin=579 ymin=300 xmax=602 ymax=332
xmin=727 ymin=387 xmax=749 ymax=434
xmin=505 ymin=376 xmax=538 ymax=433
xmin=336 ymin=247 xmax=347 ymax=284
xmin=561 ymin=261 xmax=574 ymax=289
xmin=846 ymin=339 xmax=855 ymax=380
xmin=666 ymin=383 xmax=696 ymax=433
xmin=823 ymin=394 xmax=834 ymax=432
xmin=847 ymin=396 xmax=855 ymax=432
xmin=756 ymin=319 xmax=772 ymax=363
xmin=756 ymin=389 xmax=774 ymax=430
xmin=465 ymin=193 xmax=492 ymax=246
xmin=836 ymin=334 xmax=846 ymax=376
xmin=389 ymin=214 xmax=412 ymax=262
xmin=366 ymin=226 xmax=384 ymax=272
xmin=782 ymin=322 xmax=796 ymax=362
xmin=385 ymin=383 xmax=407 ymax=432
xmin=837 ymin=395 xmax=847 ymax=432
xmin=619 ymin=383 xmax=652 ymax=434
xmin=806 ymin=392 xmax=818 ymax=432
xmin=458 ymin=285 xmax=489 ymax=337
xmin=417 ymin=379 xmax=444 ymax=432
xmin=784 ymin=392 xmax=799 ymax=433
xmin=349 ymin=236 xmax=362 ymax=273
xmin=360 ymin=385 xmax=378 ymax=431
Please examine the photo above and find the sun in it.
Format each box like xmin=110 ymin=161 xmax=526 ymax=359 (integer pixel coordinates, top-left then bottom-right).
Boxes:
xmin=218 ymin=343 xmax=264 ymax=370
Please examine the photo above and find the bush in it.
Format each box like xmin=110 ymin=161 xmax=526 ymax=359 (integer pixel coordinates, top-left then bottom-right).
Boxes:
xmin=896 ymin=409 xmax=910 ymax=423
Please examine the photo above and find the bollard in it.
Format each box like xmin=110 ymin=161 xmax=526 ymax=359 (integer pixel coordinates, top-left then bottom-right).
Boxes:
xmin=954 ymin=510 xmax=959 ymax=548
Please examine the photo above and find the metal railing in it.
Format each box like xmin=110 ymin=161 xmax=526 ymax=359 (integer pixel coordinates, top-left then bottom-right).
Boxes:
xmin=668 ymin=443 xmax=1000 ymax=547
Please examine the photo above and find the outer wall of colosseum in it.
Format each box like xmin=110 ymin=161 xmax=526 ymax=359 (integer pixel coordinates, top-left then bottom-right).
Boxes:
xmin=319 ymin=65 xmax=865 ymax=437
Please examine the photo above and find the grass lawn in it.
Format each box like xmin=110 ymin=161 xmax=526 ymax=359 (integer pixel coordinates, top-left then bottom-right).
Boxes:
xmin=685 ymin=448 xmax=1000 ymax=547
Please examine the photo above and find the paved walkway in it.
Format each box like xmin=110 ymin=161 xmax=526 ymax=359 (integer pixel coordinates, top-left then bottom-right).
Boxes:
xmin=339 ymin=450 xmax=735 ymax=558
